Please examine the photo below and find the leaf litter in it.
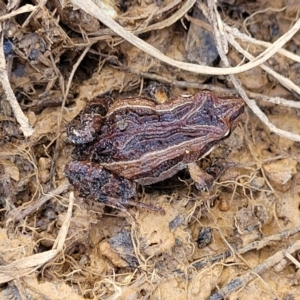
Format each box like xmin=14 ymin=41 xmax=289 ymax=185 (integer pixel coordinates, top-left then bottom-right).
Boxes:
xmin=0 ymin=0 xmax=300 ymax=299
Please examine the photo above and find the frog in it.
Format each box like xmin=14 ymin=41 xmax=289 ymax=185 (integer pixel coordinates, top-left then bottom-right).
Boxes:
xmin=64 ymin=90 xmax=244 ymax=214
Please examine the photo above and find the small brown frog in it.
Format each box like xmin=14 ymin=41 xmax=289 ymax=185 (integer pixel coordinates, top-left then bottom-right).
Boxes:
xmin=64 ymin=91 xmax=244 ymax=213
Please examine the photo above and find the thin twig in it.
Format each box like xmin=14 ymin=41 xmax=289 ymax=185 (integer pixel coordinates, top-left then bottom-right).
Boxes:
xmin=205 ymin=2 xmax=300 ymax=142
xmin=207 ymin=240 xmax=300 ymax=300
xmin=128 ymin=69 xmax=238 ymax=95
xmin=7 ymin=181 xmax=70 ymax=223
xmin=0 ymin=192 xmax=74 ymax=284
xmin=119 ymin=0 xmax=182 ymax=20
xmin=192 ymin=225 xmax=300 ymax=269
xmin=227 ymin=33 xmax=300 ymax=95
xmin=0 ymin=4 xmax=36 ymax=21
xmin=0 ymin=25 xmax=34 ymax=137
xmin=134 ymin=0 xmax=196 ymax=34
xmin=52 ymin=192 xmax=74 ymax=250
xmin=247 ymin=92 xmax=300 ymax=109
xmin=70 ymin=0 xmax=300 ymax=76
xmin=127 ymin=68 xmax=300 ymax=109
xmin=224 ymin=25 xmax=300 ymax=64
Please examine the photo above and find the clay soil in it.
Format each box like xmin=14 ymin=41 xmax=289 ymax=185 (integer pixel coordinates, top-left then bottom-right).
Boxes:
xmin=1 ymin=1 xmax=300 ymax=299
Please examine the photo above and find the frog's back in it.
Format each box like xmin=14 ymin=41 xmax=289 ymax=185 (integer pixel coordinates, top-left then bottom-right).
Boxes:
xmin=92 ymin=91 xmax=243 ymax=164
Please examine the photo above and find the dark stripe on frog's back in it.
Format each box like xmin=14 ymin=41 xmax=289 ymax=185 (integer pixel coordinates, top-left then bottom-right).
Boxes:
xmin=90 ymin=93 xmax=230 ymax=163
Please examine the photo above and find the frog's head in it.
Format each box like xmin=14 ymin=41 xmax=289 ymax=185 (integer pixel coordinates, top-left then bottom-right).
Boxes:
xmin=209 ymin=92 xmax=245 ymax=137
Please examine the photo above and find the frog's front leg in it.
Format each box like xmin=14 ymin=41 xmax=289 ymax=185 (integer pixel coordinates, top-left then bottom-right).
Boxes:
xmin=64 ymin=161 xmax=164 ymax=214
xmin=188 ymin=162 xmax=214 ymax=191
xmin=67 ymin=97 xmax=110 ymax=145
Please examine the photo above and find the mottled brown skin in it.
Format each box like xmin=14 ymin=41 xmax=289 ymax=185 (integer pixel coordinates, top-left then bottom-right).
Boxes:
xmin=65 ymin=91 xmax=244 ymax=213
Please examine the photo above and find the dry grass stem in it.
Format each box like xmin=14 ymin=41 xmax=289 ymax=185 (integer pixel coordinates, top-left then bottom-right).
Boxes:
xmin=0 ymin=4 xmax=36 ymax=21
xmin=227 ymin=34 xmax=300 ymax=95
xmin=0 ymin=27 xmax=34 ymax=136
xmin=225 ymin=25 xmax=300 ymax=63
xmin=71 ymin=0 xmax=300 ymax=76
xmin=8 ymin=181 xmax=70 ymax=223
xmin=208 ymin=240 xmax=300 ymax=299
xmin=0 ymin=193 xmax=73 ymax=284
xmin=205 ymin=2 xmax=300 ymax=142
xmin=134 ymin=0 xmax=196 ymax=34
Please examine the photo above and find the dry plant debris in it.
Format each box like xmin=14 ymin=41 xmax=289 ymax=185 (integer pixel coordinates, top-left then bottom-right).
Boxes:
xmin=0 ymin=0 xmax=300 ymax=299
